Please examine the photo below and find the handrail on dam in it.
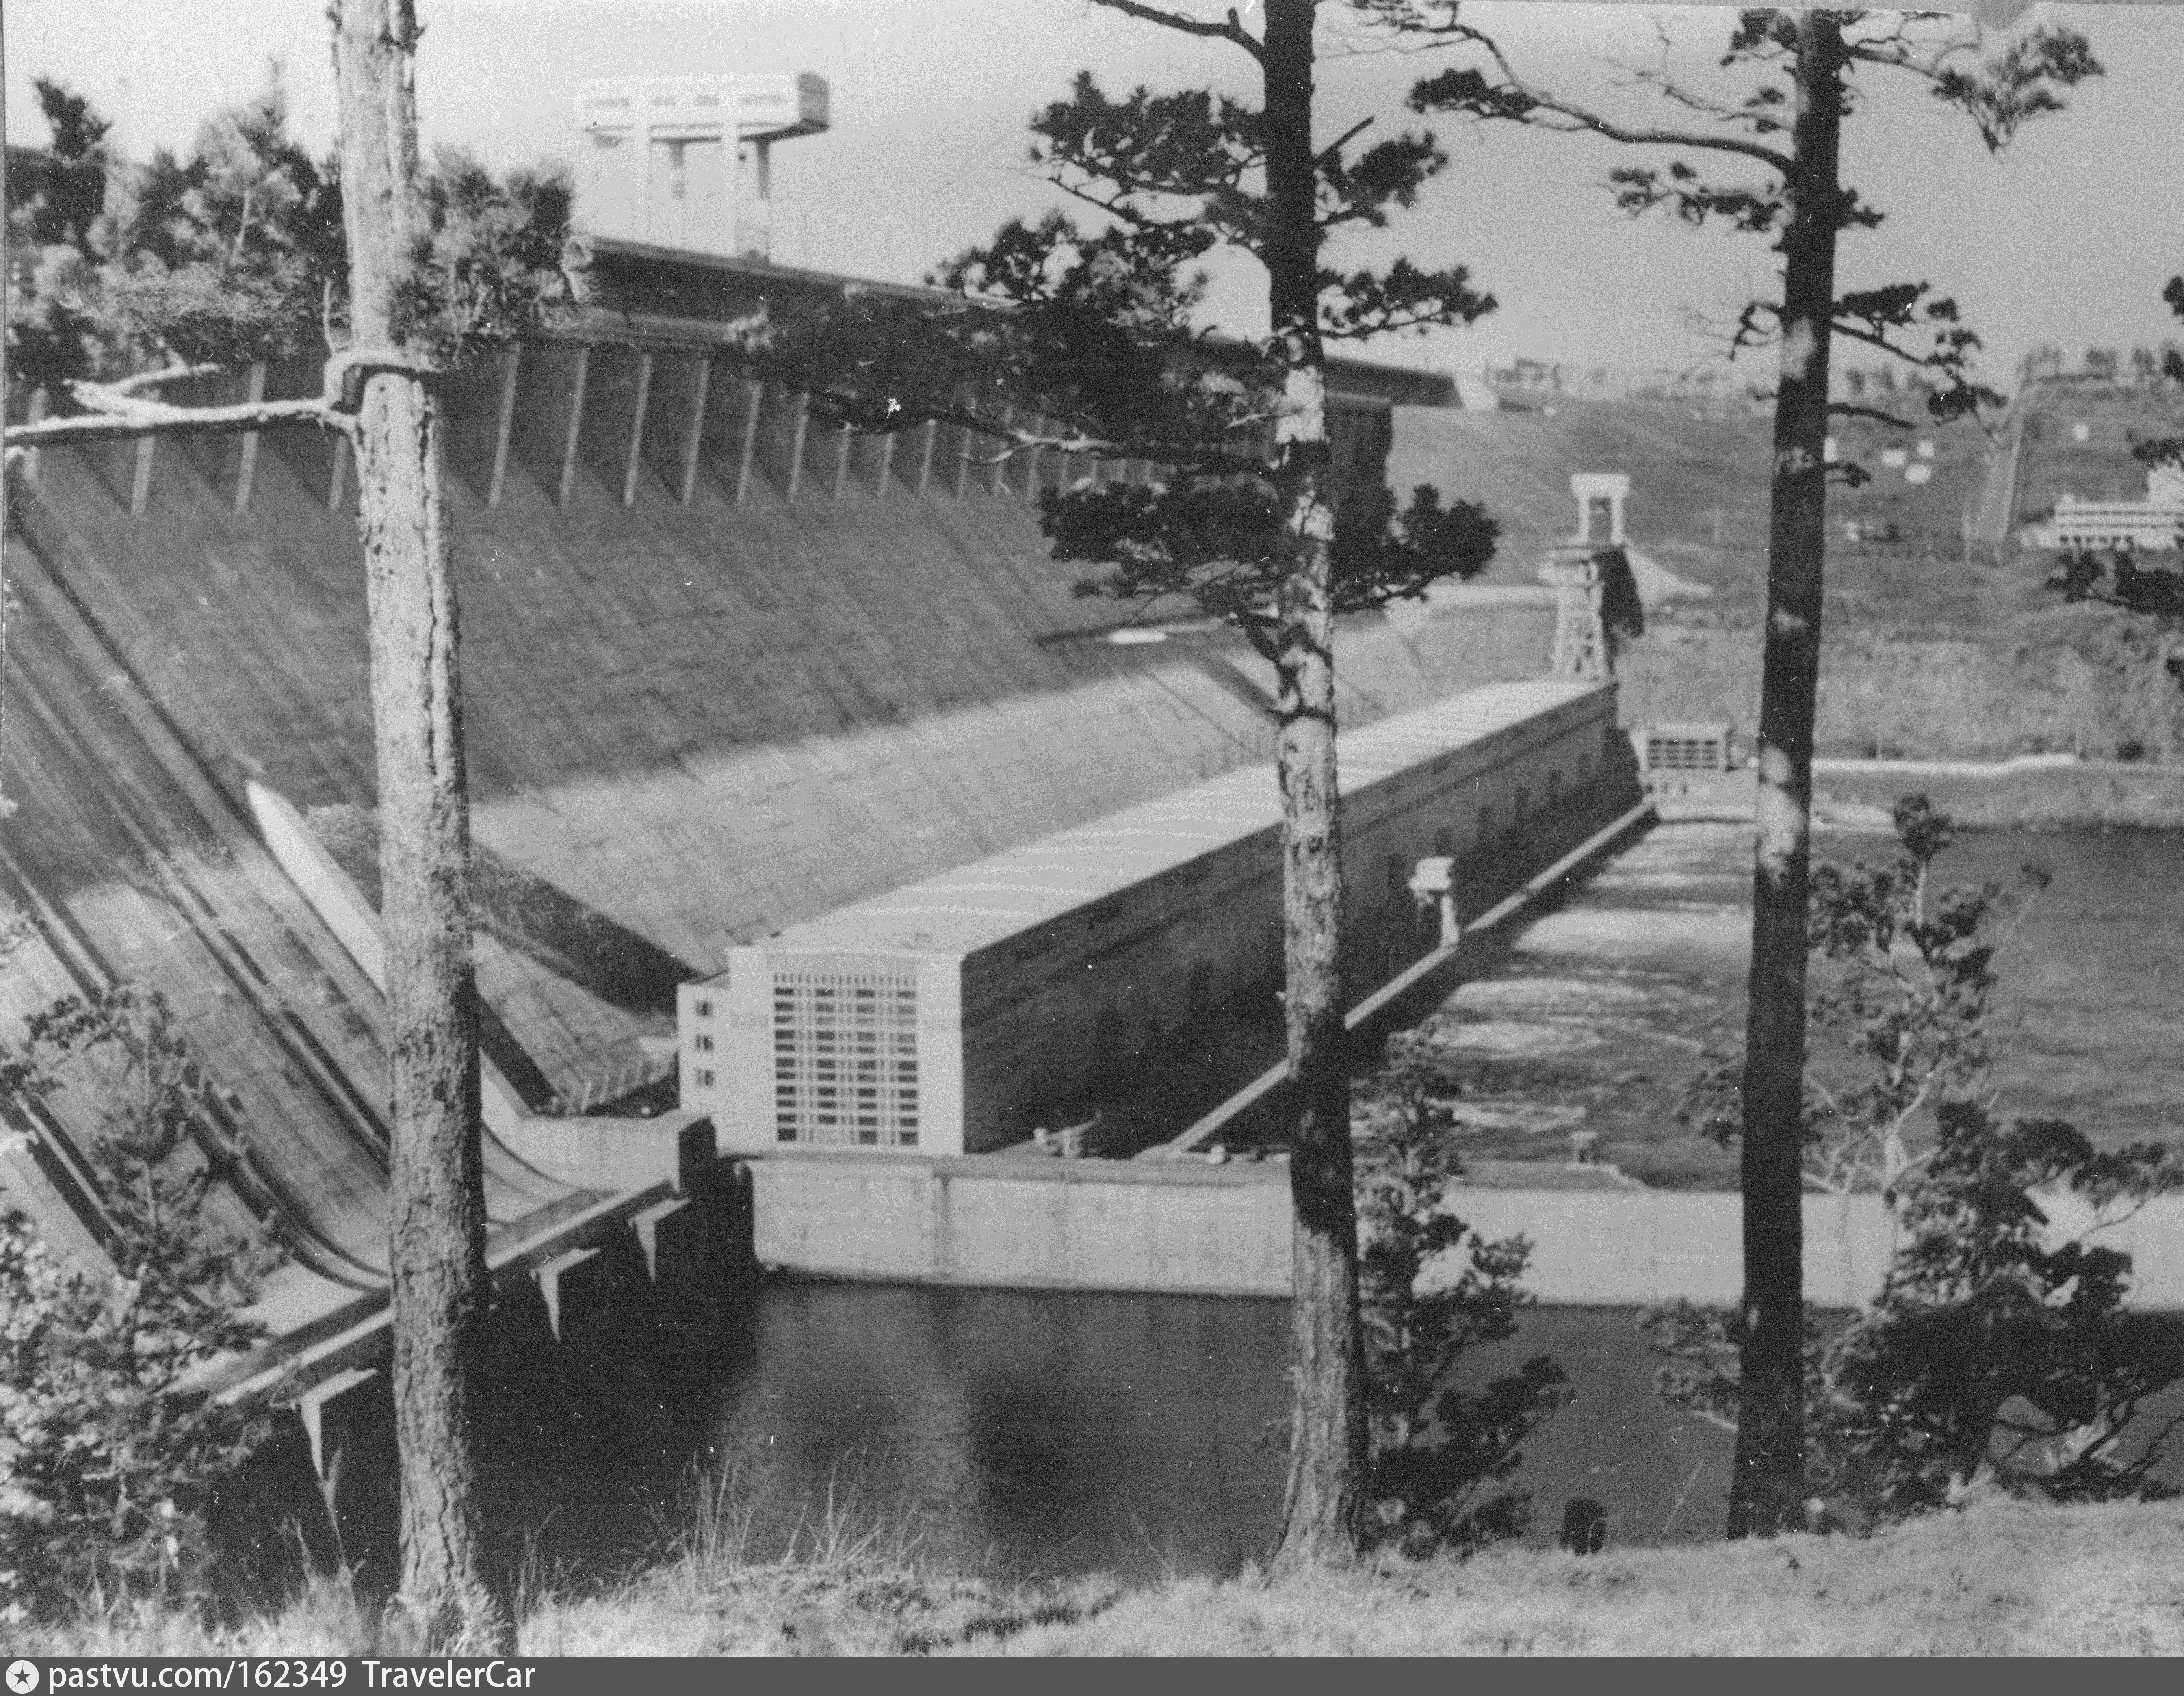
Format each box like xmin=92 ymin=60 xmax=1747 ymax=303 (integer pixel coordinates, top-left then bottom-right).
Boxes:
xmin=1145 ymin=796 xmax=1658 ymax=1161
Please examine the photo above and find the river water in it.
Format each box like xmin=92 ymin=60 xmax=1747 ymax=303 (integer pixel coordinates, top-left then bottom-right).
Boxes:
xmin=1385 ymin=819 xmax=2184 ymax=1185
xmin=529 ymin=823 xmax=2184 ymax=1586
xmin=532 ymin=1287 xmax=1734 ymax=1583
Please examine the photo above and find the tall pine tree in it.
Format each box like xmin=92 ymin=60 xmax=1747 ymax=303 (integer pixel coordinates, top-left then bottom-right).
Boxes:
xmin=751 ymin=0 xmax=1500 ymax=1564
xmin=5 ymin=4 xmax=576 ymax=1646
xmin=1389 ymin=1 xmax=2100 ymax=1535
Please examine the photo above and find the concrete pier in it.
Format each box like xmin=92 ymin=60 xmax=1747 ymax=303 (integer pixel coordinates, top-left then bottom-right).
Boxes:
xmin=743 ymin=1148 xmax=2184 ymax=1309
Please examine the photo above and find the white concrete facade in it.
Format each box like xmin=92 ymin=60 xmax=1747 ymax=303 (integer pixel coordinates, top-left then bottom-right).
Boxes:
xmin=2033 ymin=493 xmax=2184 ymax=552
xmin=682 ymin=680 xmax=1630 ymax=1158
xmin=1569 ymin=472 xmax=1631 ymax=545
xmin=574 ymin=73 xmax=828 ymax=259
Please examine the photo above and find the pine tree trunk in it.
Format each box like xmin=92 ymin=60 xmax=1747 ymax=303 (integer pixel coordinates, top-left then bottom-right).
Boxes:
xmin=1730 ymin=8 xmax=1845 ymax=1542
xmin=2 ymin=58 xmax=9 ymax=570
xmin=1262 ymin=0 xmax=1367 ymax=1571
xmin=334 ymin=0 xmax=510 ymax=1648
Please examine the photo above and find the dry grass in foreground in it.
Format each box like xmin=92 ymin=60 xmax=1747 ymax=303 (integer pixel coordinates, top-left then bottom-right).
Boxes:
xmin=517 ymin=1493 xmax=2184 ymax=1656
xmin=946 ymin=1496 xmax=2184 ymax=1657
xmin=20 ymin=1495 xmax=2184 ymax=1657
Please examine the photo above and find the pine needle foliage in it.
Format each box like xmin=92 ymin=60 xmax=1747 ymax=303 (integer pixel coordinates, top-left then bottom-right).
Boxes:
xmin=1644 ymin=798 xmax=2184 ymax=1527
xmin=0 ymin=986 xmax=286 ymax=1624
xmin=390 ymin=148 xmax=585 ymax=368
xmin=6 ymin=69 xmax=580 ymax=401
xmin=1354 ymin=1057 xmax=1563 ymax=1555
xmin=739 ymin=35 xmax=1506 ymax=662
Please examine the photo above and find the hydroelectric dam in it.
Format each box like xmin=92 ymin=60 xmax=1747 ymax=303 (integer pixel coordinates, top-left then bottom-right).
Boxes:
xmin=0 ymin=238 xmax=1723 ymax=1529
xmin=19 ymin=237 xmax=2184 ymax=1574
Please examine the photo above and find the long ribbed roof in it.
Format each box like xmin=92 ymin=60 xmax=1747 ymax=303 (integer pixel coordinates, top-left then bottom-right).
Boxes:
xmin=758 ymin=678 xmax=1603 ymax=958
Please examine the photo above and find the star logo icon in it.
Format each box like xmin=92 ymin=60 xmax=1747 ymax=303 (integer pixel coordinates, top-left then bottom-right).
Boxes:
xmin=6 ymin=1660 xmax=39 ymax=1694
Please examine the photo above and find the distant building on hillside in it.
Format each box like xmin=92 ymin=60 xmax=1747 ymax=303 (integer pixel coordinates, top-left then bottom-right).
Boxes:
xmin=1485 ymin=357 xmax=1765 ymax=405
xmin=2029 ymin=477 xmax=2184 ymax=553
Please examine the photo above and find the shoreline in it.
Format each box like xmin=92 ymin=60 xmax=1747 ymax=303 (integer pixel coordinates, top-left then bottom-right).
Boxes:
xmin=1653 ymin=755 xmax=2184 ymax=830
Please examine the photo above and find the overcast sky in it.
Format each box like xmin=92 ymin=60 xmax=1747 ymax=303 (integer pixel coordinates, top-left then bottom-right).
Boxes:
xmin=7 ymin=2 xmax=2181 ymax=380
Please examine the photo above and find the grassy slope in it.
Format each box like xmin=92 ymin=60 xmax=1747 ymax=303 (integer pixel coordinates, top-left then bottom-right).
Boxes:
xmin=24 ymin=1496 xmax=2183 ymax=1657
xmin=965 ymin=1496 xmax=2184 ymax=1657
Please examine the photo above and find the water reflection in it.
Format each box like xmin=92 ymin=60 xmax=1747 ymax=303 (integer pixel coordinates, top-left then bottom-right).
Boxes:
xmin=701 ymin=1285 xmax=1291 ymax=1580
xmin=666 ymin=1285 xmax=1742 ymax=1582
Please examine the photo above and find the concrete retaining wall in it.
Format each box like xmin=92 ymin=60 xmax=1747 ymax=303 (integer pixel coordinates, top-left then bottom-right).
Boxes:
xmin=747 ymin=1150 xmax=2184 ymax=1309
xmin=751 ymin=1150 xmax=1292 ymax=1295
xmin=495 ymin=1110 xmax=715 ymax=1195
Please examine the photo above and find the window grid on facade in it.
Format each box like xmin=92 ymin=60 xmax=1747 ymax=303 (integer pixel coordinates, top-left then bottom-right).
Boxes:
xmin=694 ymin=1068 xmax=715 ymax=1088
xmin=1644 ymin=730 xmax=1731 ymax=773
xmin=693 ymin=998 xmax=714 ymax=1018
xmin=771 ymin=972 xmax=921 ymax=1147
xmin=693 ymin=1032 xmax=715 ymax=1052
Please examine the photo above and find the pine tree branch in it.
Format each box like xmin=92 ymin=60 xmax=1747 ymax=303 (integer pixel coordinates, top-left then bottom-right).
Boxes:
xmin=1089 ymin=0 xmax=1265 ymax=63
xmin=1318 ymin=117 xmax=1375 ymax=163
xmin=1828 ymin=319 xmax=1941 ymax=368
xmin=1483 ymin=89 xmax=1790 ymax=172
xmin=1608 ymin=20 xmax=1782 ymax=132
xmin=1409 ymin=30 xmax=1795 ymax=175
xmin=100 ymin=362 xmax=230 ymax=398
xmin=1829 ymin=401 xmax=1920 ymax=430
xmin=1047 ymin=174 xmax=1208 ymax=234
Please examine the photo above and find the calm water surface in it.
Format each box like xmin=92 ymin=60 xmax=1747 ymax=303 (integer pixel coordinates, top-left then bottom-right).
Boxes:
xmin=550 ymin=1286 xmax=1736 ymax=1583
xmin=1939 ymin=825 xmax=2184 ymax=1138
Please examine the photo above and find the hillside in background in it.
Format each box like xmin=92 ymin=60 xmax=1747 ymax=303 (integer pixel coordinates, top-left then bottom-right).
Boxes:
xmin=1394 ymin=381 xmax=2184 ymax=767
xmin=1388 ymin=395 xmax=1777 ymax=578
xmin=2000 ymin=376 xmax=2184 ymax=531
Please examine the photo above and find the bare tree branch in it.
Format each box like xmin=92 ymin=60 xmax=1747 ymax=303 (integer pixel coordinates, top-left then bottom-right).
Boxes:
xmin=2 ymin=344 xmax=445 ymax=460
xmin=1088 ymin=0 xmax=1264 ymax=63
xmin=1606 ymin=21 xmax=1782 ymax=133
xmin=1408 ymin=28 xmax=1796 ymax=174
xmin=4 ymin=394 xmax=346 ymax=458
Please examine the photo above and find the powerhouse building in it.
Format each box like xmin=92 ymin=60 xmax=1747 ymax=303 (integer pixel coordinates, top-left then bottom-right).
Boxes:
xmin=680 ymin=678 xmax=1631 ymax=1156
xmin=0 ymin=218 xmax=1577 ymax=1276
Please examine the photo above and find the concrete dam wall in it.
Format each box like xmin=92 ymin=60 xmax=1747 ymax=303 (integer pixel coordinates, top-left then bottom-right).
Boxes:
xmin=0 ymin=274 xmax=1566 ymax=1315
